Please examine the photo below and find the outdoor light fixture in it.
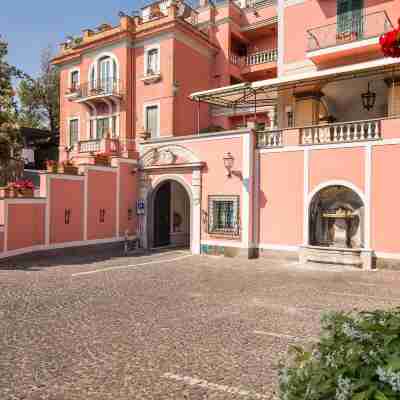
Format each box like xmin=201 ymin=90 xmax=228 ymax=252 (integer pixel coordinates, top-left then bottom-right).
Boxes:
xmin=223 ymin=152 xmax=234 ymax=178
xmin=361 ymin=82 xmax=376 ymax=111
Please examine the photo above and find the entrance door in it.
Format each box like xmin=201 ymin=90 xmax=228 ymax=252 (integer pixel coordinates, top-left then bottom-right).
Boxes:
xmin=154 ymin=182 xmax=171 ymax=247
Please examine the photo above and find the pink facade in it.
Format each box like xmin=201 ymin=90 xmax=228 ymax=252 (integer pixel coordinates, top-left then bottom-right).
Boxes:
xmin=2 ymin=0 xmax=400 ymax=269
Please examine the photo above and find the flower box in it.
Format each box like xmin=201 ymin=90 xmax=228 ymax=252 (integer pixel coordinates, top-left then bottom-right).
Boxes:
xmin=58 ymin=164 xmax=79 ymax=175
xmin=8 ymin=180 xmax=35 ymax=198
xmin=94 ymin=154 xmax=111 ymax=167
xmin=14 ymin=188 xmax=34 ymax=198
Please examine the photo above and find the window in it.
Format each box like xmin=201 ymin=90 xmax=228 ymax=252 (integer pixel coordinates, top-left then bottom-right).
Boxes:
xmin=111 ymin=115 xmax=117 ymax=137
xmin=70 ymin=70 xmax=79 ymax=90
xmin=96 ymin=117 xmax=110 ymax=139
xmin=208 ymin=195 xmax=240 ymax=236
xmin=146 ymin=48 xmax=159 ymax=75
xmin=337 ymin=0 xmax=364 ymax=39
xmin=145 ymin=105 xmax=159 ymax=138
xmin=69 ymin=119 xmax=79 ymax=147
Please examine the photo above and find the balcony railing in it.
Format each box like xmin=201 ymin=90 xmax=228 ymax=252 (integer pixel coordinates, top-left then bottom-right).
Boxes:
xmin=300 ymin=119 xmax=381 ymax=145
xmin=230 ymin=48 xmax=278 ymax=68
xmin=78 ymin=137 xmax=121 ymax=154
xmin=66 ymin=79 xmax=123 ymax=101
xmin=307 ymin=11 xmax=393 ymax=52
xmin=78 ymin=140 xmax=101 ymax=153
xmin=257 ymin=129 xmax=283 ymax=148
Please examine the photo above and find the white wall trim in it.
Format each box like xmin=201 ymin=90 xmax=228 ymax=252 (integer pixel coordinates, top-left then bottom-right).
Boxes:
xmin=375 ymin=251 xmax=400 ymax=260
xmin=143 ymin=101 xmax=161 ymax=139
xmin=116 ymin=162 xmax=121 ymax=237
xmin=365 ymin=144 xmax=372 ymax=249
xmin=83 ymin=172 xmax=88 ymax=241
xmin=81 ymin=165 xmax=117 ymax=173
xmin=303 ymin=148 xmax=309 ymax=245
xmin=144 ymin=43 xmax=161 ymax=75
xmin=3 ymin=199 xmax=8 ymax=252
xmin=259 ymin=243 xmax=299 ymax=251
xmin=241 ymin=132 xmax=252 ymax=248
xmin=3 ymin=198 xmax=47 ymax=205
xmin=45 ymin=174 xmax=84 ymax=181
xmin=68 ymin=67 xmax=80 ymax=89
xmin=307 ymin=180 xmax=366 ymax=207
xmin=258 ymin=138 xmax=400 ymax=154
xmin=87 ymin=51 xmax=120 ymax=84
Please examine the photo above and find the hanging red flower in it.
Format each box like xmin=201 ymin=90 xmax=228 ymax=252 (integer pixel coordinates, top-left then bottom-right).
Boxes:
xmin=380 ymin=18 xmax=400 ymax=58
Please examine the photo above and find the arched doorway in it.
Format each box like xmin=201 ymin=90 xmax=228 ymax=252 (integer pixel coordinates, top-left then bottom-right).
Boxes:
xmin=309 ymin=185 xmax=365 ymax=249
xmin=151 ymin=179 xmax=191 ymax=249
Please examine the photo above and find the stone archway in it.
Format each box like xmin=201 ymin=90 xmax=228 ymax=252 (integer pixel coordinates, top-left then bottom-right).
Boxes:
xmin=308 ymin=184 xmax=365 ymax=249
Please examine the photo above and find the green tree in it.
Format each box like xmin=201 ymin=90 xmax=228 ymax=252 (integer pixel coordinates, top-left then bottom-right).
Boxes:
xmin=0 ymin=35 xmax=24 ymax=185
xmin=17 ymin=46 xmax=60 ymax=133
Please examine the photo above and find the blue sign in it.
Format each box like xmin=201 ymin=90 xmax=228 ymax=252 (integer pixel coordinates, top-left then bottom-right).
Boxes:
xmin=136 ymin=199 xmax=145 ymax=215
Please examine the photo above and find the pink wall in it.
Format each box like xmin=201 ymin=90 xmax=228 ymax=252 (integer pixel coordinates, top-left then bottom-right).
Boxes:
xmin=7 ymin=203 xmax=45 ymax=251
xmin=50 ymin=177 xmax=84 ymax=244
xmin=86 ymin=169 xmax=117 ymax=240
xmin=284 ymin=0 xmax=399 ymax=65
xmin=185 ymin=136 xmax=244 ymax=243
xmin=119 ymin=162 xmax=137 ymax=236
xmin=174 ymin=39 xmax=212 ymax=135
xmin=0 ymin=229 xmax=3 ymax=253
xmin=371 ymin=144 xmax=400 ymax=253
xmin=309 ymin=147 xmax=365 ymax=194
xmin=259 ymin=151 xmax=304 ymax=246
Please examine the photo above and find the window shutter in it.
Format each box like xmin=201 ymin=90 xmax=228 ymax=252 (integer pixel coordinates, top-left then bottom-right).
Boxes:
xmin=69 ymin=120 xmax=78 ymax=146
xmin=146 ymin=106 xmax=159 ymax=138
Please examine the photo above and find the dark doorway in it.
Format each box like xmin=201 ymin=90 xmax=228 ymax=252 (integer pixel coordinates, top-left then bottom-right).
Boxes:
xmin=153 ymin=182 xmax=171 ymax=247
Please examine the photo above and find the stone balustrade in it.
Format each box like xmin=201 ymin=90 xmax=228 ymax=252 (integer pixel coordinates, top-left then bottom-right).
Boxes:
xmin=257 ymin=130 xmax=283 ymax=148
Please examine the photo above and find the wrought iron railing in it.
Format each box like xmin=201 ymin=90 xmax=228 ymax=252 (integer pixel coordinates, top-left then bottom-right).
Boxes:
xmin=245 ymin=0 xmax=274 ymax=8
xmin=66 ymin=79 xmax=123 ymax=100
xmin=256 ymin=130 xmax=283 ymax=148
xmin=300 ymin=119 xmax=381 ymax=145
xmin=307 ymin=11 xmax=393 ymax=52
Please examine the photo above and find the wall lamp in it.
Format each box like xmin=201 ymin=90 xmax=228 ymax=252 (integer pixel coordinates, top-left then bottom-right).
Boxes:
xmin=223 ymin=152 xmax=234 ymax=178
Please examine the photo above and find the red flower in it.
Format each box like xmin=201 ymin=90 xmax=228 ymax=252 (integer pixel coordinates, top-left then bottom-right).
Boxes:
xmin=9 ymin=179 xmax=34 ymax=190
xmin=380 ymin=19 xmax=400 ymax=58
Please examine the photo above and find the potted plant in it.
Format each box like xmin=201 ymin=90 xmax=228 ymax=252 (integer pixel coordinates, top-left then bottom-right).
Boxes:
xmin=0 ymin=186 xmax=15 ymax=198
xmin=58 ymin=160 xmax=78 ymax=175
xmin=94 ymin=152 xmax=111 ymax=167
xmin=8 ymin=179 xmax=35 ymax=198
xmin=46 ymin=160 xmax=58 ymax=173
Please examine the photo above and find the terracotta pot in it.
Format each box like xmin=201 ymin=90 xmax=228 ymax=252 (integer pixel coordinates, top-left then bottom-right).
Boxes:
xmin=15 ymin=188 xmax=34 ymax=198
xmin=0 ymin=187 xmax=15 ymax=198
xmin=94 ymin=155 xmax=111 ymax=167
xmin=59 ymin=165 xmax=79 ymax=175
xmin=47 ymin=164 xmax=58 ymax=173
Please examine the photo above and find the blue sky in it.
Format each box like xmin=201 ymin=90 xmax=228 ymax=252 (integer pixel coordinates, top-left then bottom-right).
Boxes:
xmin=1 ymin=0 xmax=149 ymax=77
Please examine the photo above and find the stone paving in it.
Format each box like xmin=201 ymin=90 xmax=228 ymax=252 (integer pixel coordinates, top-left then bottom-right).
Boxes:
xmin=1 ymin=245 xmax=400 ymax=400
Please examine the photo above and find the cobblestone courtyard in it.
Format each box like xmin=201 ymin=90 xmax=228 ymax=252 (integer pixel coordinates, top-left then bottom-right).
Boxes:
xmin=1 ymin=246 xmax=399 ymax=400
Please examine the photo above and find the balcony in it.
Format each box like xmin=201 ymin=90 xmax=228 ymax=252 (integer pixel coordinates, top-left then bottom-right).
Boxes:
xmin=230 ymin=48 xmax=277 ymax=79
xmin=78 ymin=137 xmax=121 ymax=155
xmin=255 ymin=118 xmax=397 ymax=149
xmin=307 ymin=11 xmax=393 ymax=65
xmin=66 ymin=79 xmax=123 ymax=105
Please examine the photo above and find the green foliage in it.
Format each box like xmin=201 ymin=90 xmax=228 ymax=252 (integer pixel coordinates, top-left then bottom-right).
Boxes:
xmin=17 ymin=46 xmax=60 ymax=133
xmin=279 ymin=309 xmax=400 ymax=400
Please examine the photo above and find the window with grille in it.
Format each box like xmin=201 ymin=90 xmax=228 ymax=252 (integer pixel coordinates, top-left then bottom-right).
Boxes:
xmin=337 ymin=0 xmax=364 ymax=38
xmin=208 ymin=195 xmax=240 ymax=236
xmin=146 ymin=48 xmax=159 ymax=75
xmin=145 ymin=105 xmax=159 ymax=138
xmin=69 ymin=119 xmax=79 ymax=146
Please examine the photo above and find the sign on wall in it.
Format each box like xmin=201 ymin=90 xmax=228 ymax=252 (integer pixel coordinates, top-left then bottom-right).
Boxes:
xmin=136 ymin=199 xmax=145 ymax=215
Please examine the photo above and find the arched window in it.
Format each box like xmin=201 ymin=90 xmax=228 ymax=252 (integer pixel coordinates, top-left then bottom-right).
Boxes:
xmin=89 ymin=55 xmax=118 ymax=92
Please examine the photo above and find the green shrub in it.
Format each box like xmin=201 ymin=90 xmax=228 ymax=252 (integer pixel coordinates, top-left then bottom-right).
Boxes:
xmin=279 ymin=309 xmax=400 ymax=400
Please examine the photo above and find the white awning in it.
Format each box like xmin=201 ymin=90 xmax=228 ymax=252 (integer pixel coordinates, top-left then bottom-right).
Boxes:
xmin=190 ymin=57 xmax=400 ymax=107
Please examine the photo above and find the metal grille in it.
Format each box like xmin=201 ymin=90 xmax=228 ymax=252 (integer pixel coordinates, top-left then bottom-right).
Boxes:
xmin=208 ymin=195 xmax=240 ymax=236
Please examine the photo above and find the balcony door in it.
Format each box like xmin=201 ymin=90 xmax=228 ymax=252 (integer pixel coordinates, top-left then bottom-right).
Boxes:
xmin=337 ymin=0 xmax=364 ymax=40
xmin=99 ymin=57 xmax=117 ymax=93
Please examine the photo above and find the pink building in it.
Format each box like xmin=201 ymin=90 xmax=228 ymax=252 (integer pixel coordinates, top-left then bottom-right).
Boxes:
xmin=1 ymin=0 xmax=400 ymax=269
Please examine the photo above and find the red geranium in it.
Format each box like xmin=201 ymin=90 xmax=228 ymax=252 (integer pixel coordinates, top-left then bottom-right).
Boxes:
xmin=380 ymin=18 xmax=400 ymax=58
xmin=9 ymin=179 xmax=35 ymax=190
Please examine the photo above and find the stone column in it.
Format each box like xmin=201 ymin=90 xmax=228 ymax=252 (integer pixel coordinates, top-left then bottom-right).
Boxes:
xmin=385 ymin=79 xmax=400 ymax=117
xmin=191 ymin=169 xmax=202 ymax=254
xmin=294 ymin=91 xmax=324 ymax=127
